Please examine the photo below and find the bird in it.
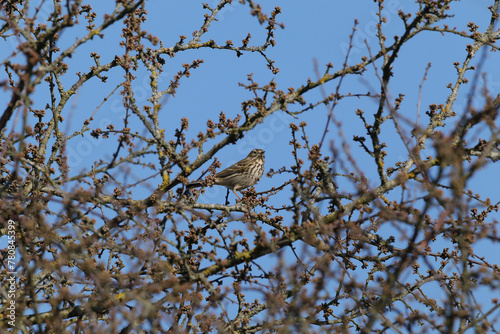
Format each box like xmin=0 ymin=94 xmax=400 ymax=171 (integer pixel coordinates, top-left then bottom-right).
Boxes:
xmin=186 ymin=149 xmax=265 ymax=200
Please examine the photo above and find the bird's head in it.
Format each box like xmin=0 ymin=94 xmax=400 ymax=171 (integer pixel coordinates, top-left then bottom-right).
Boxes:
xmin=248 ymin=149 xmax=265 ymax=160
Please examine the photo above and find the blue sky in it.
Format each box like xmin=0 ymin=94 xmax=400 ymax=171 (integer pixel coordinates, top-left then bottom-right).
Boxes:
xmin=8 ymin=0 xmax=493 ymax=190
xmin=46 ymin=0 xmax=496 ymax=177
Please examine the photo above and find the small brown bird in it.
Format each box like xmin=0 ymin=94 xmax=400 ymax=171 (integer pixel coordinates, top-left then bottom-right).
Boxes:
xmin=187 ymin=149 xmax=265 ymax=200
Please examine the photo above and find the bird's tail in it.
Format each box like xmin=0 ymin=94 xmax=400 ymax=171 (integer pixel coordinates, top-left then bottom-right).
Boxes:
xmin=186 ymin=181 xmax=203 ymax=189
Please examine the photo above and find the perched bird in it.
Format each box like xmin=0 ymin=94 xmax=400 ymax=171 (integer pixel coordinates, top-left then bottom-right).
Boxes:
xmin=187 ymin=149 xmax=265 ymax=200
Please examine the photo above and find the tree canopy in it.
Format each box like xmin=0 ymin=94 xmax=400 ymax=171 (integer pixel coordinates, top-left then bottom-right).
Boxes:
xmin=1 ymin=1 xmax=500 ymax=333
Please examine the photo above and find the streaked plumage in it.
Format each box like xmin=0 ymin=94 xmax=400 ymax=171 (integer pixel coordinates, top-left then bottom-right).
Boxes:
xmin=187 ymin=149 xmax=265 ymax=199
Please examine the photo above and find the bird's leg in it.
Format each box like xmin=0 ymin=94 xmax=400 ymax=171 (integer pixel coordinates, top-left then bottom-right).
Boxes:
xmin=233 ymin=189 xmax=241 ymax=201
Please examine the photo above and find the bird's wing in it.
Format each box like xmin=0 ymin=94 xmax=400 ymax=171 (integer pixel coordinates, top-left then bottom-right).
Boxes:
xmin=215 ymin=160 xmax=246 ymax=178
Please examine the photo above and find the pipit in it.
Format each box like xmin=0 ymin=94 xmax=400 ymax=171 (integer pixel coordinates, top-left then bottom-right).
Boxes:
xmin=187 ymin=149 xmax=265 ymax=200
